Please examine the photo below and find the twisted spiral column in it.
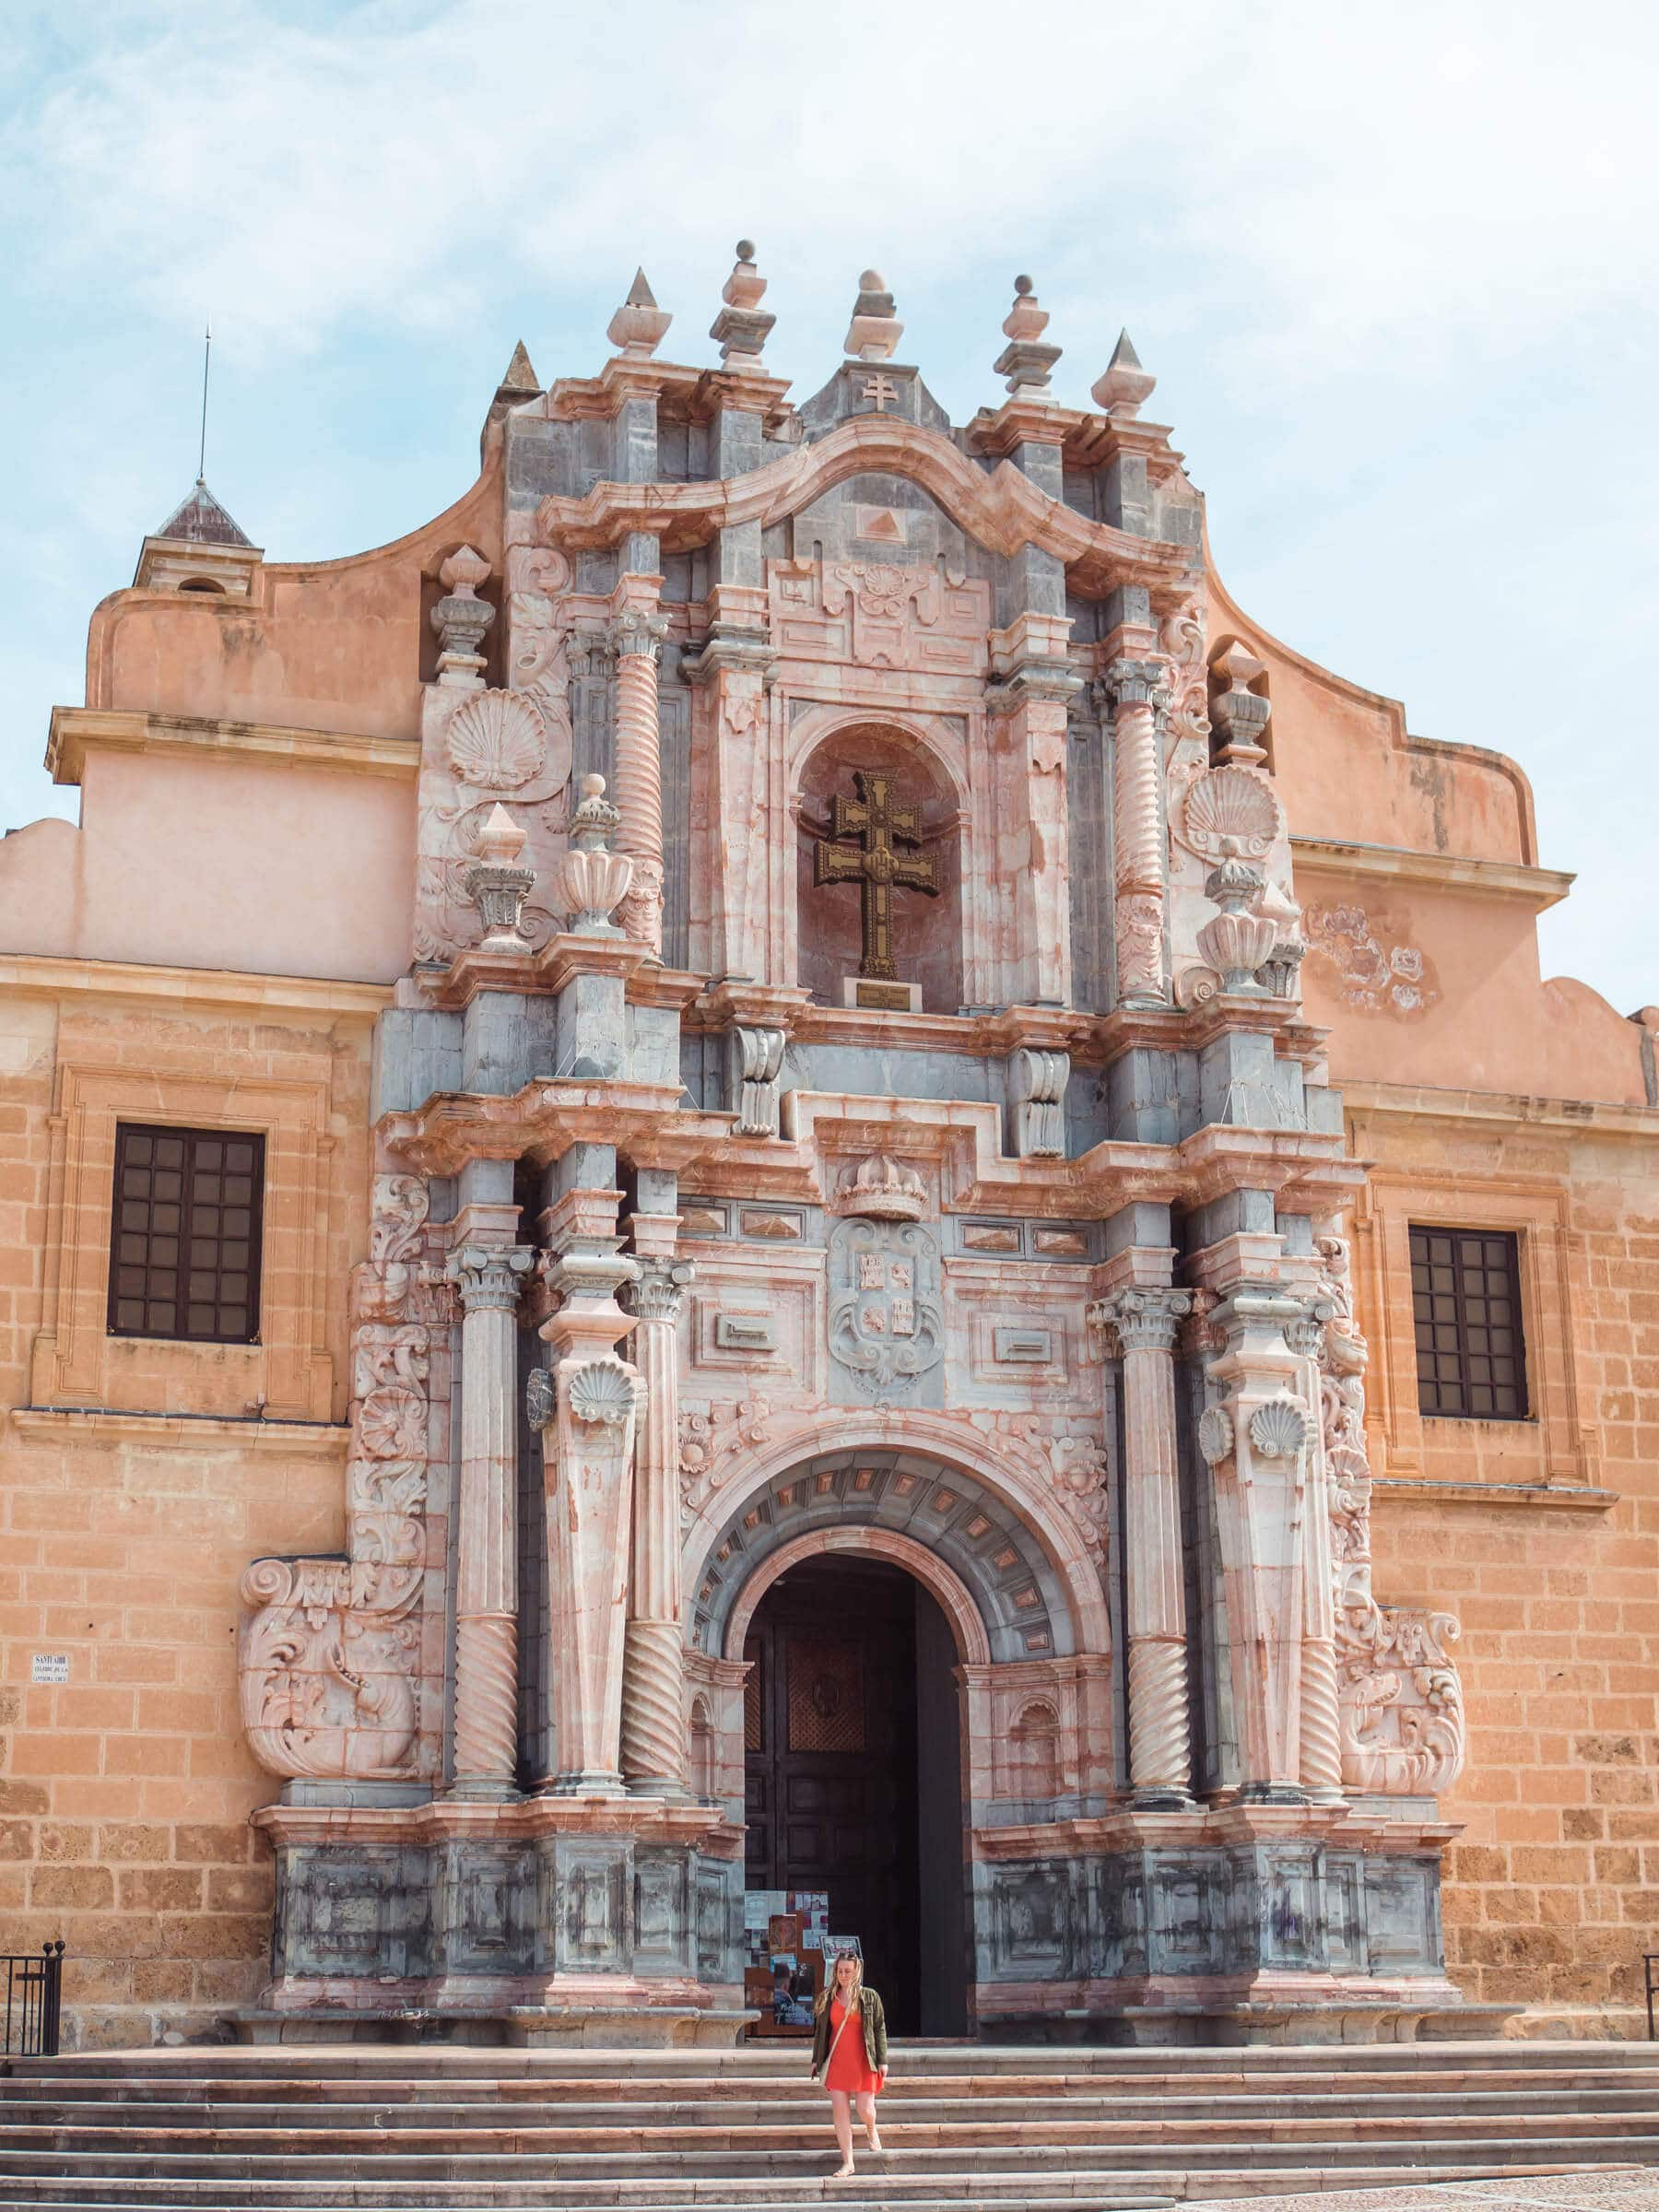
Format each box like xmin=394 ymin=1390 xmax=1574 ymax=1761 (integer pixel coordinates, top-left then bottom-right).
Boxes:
xmin=1107 ymin=658 xmax=1168 ymax=1005
xmin=608 ymin=609 xmax=670 ymax=954
xmin=1300 ymin=1637 xmax=1344 ymax=1799
xmin=1101 ymin=1284 xmax=1194 ymax=1803
xmin=447 ymin=1242 xmax=533 ymax=1796
xmin=619 ymin=1255 xmax=693 ymax=1794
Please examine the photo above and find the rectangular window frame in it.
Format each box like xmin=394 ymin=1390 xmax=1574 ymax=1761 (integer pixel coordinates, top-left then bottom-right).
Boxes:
xmin=1409 ymin=1221 xmax=1529 ymax=1423
xmin=106 ymin=1122 xmax=266 ymax=1347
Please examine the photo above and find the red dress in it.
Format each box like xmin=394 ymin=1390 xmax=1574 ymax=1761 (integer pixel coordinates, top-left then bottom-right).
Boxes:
xmin=823 ymin=1997 xmax=879 ymax=2094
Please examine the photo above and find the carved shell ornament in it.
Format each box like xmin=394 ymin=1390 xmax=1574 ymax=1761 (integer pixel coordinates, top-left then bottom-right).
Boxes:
xmin=1182 ymin=765 xmax=1282 ymax=862
xmin=446 ymin=689 xmax=547 ymax=790
xmin=566 ymin=1358 xmax=637 ymax=1428
xmin=1248 ymin=1397 xmax=1310 ymax=1459
xmin=1197 ymin=1404 xmax=1235 ymax=1465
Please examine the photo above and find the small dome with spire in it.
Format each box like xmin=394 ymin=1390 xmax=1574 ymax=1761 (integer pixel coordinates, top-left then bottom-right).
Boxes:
xmin=154 ymin=477 xmax=253 ymax=549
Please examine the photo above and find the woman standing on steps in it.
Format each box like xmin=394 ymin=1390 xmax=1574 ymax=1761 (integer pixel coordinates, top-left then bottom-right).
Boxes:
xmin=809 ymin=1951 xmax=888 ymax=2180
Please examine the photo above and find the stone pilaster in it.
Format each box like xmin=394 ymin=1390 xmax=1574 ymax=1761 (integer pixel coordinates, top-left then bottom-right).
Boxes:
xmin=1202 ymin=1282 xmax=1313 ymax=1802
xmin=446 ymin=1241 xmax=535 ymax=1798
xmin=531 ymin=1180 xmax=641 ymax=1794
xmin=620 ymin=1253 xmax=694 ymax=1795
xmin=1096 ymin=1285 xmax=1195 ymax=1805
xmin=1105 ymin=657 xmax=1168 ymax=1006
xmin=607 ymin=597 xmax=671 ymax=955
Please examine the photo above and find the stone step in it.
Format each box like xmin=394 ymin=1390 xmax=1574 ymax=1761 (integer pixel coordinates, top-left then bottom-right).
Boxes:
xmin=10 ymin=2106 xmax=1659 ymax=2155
xmin=15 ymin=2084 xmax=1659 ymax=2128
xmin=0 ymin=2161 xmax=1622 ymax=2208
xmin=18 ymin=2038 xmax=1659 ymax=2079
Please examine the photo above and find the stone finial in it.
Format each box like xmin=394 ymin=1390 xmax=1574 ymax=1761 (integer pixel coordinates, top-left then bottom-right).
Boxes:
xmin=607 ymin=268 xmax=673 ymax=359
xmin=430 ymin=546 xmax=495 ymax=687
xmin=994 ymin=274 xmax=1063 ymax=396
xmin=1195 ymin=837 xmax=1278 ymax=992
xmin=1209 ymin=642 xmax=1272 ymax=766
xmin=1091 ymin=328 xmax=1157 ymax=418
xmin=464 ymin=804 xmax=535 ymax=953
xmin=844 ymin=268 xmax=903 ymax=361
xmin=710 ymin=238 xmax=776 ymax=368
xmin=555 ymin=774 xmax=633 ymax=935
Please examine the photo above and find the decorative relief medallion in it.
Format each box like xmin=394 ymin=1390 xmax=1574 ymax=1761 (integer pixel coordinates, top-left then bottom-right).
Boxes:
xmin=1248 ymin=1396 xmax=1310 ymax=1459
xmin=446 ymin=689 xmax=547 ymax=790
xmin=1197 ymin=1404 xmax=1235 ymax=1466
xmin=827 ymin=1218 xmax=944 ymax=1402
xmin=1179 ymin=764 xmax=1283 ymax=862
xmin=1303 ymin=900 xmax=1441 ymax=1018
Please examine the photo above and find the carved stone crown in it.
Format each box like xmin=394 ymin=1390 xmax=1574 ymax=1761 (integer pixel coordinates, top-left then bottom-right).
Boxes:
xmin=832 ymin=1151 xmax=927 ymax=1221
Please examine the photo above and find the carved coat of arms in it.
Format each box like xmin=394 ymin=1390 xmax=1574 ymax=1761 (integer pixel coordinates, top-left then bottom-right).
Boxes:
xmin=827 ymin=1218 xmax=945 ymax=1403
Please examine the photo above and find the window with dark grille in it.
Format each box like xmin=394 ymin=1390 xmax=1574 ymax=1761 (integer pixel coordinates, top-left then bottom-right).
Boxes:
xmin=107 ymin=1124 xmax=265 ymax=1344
xmin=1409 ymin=1225 xmax=1527 ymax=1420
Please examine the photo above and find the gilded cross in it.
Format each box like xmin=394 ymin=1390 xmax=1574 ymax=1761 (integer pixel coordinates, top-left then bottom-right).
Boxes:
xmin=858 ymin=374 xmax=900 ymax=414
xmin=812 ymin=770 xmax=938 ymax=979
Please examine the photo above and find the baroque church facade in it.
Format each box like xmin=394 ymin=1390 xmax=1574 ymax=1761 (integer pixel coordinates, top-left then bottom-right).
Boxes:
xmin=3 ymin=252 xmax=1656 ymax=2048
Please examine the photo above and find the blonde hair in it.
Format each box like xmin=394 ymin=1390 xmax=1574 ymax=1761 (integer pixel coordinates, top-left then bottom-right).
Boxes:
xmin=815 ymin=1949 xmax=864 ymax=2019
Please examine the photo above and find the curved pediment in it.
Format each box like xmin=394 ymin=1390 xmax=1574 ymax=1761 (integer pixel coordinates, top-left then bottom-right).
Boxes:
xmin=537 ymin=414 xmax=1196 ymax=605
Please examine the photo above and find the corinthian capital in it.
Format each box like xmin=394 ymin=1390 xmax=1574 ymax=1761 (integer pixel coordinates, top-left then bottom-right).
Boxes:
xmin=447 ymin=1243 xmax=535 ymax=1312
xmin=629 ymin=1255 xmax=695 ymax=1326
xmin=607 ymin=608 xmax=671 ymax=660
xmin=1102 ymin=656 xmax=1167 ymax=711
xmin=1091 ymin=1284 xmax=1194 ymax=1355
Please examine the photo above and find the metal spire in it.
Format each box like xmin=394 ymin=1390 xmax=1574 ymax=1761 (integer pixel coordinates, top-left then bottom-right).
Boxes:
xmin=197 ymin=321 xmax=212 ymax=483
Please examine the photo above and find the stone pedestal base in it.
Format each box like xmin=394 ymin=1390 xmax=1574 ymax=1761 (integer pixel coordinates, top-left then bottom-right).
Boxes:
xmin=970 ymin=1803 xmax=1479 ymax=2045
xmin=253 ymin=1794 xmax=747 ymax=2034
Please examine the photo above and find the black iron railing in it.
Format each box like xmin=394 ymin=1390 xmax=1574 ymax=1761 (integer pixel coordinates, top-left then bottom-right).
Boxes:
xmin=1646 ymin=1952 xmax=1659 ymax=2041
xmin=2 ymin=1943 xmax=65 ymax=2057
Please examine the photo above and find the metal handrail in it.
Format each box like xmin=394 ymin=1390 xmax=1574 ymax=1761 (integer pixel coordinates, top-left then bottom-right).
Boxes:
xmin=2 ymin=1943 xmax=65 ymax=2057
xmin=1646 ymin=1952 xmax=1659 ymax=2041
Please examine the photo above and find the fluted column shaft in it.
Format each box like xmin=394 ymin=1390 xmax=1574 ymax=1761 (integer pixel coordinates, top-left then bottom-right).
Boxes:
xmin=448 ymin=1242 xmax=533 ymax=1796
xmin=608 ymin=609 xmax=670 ymax=955
xmin=1102 ymin=1286 xmax=1194 ymax=1804
xmin=1107 ymin=658 xmax=1168 ymax=1005
xmin=620 ymin=1257 xmax=692 ymax=1794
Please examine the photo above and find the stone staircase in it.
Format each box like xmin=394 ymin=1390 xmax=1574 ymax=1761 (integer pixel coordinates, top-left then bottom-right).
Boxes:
xmin=0 ymin=2040 xmax=1655 ymax=2209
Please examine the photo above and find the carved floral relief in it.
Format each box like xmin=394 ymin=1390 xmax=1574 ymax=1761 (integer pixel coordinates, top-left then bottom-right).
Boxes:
xmin=1303 ymin=900 xmax=1441 ymax=1018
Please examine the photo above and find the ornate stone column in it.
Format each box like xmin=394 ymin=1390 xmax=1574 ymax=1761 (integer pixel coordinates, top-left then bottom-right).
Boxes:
xmin=607 ymin=605 xmax=671 ymax=953
xmin=1098 ymin=1285 xmax=1194 ymax=1805
xmin=1288 ymin=1298 xmax=1345 ymax=1803
xmin=446 ymin=1241 xmax=535 ymax=1797
xmin=620 ymin=1254 xmax=694 ymax=1794
xmin=1106 ymin=657 xmax=1168 ymax=1006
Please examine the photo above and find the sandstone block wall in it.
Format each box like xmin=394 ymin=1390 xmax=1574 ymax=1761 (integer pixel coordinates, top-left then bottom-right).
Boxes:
xmin=0 ymin=980 xmax=371 ymax=2046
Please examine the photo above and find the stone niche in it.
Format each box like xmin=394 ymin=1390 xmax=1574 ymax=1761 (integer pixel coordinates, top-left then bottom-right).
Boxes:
xmin=794 ymin=722 xmax=963 ymax=1010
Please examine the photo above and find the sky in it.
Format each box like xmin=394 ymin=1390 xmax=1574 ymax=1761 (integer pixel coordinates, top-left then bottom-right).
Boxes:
xmin=3 ymin=0 xmax=1656 ymax=1012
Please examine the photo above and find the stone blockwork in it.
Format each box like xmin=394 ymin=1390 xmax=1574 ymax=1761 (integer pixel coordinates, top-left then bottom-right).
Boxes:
xmin=0 ymin=977 xmax=378 ymax=2045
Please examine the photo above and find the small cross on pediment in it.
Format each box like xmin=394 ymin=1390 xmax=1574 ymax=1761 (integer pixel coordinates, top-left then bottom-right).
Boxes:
xmin=858 ymin=374 xmax=900 ymax=414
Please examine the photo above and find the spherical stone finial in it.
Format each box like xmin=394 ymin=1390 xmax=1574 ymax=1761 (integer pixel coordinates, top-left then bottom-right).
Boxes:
xmin=1014 ymin=274 xmax=1033 ymax=295
xmin=582 ymin=773 xmax=606 ymax=799
xmin=860 ymin=268 xmax=883 ymax=289
xmin=736 ymin=239 xmax=756 ymax=261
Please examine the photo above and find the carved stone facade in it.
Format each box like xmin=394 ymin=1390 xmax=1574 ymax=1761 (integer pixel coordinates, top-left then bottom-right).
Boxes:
xmin=10 ymin=248 xmax=1655 ymax=2051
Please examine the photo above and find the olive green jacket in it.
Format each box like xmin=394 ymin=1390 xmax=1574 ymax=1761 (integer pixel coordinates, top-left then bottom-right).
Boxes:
xmin=809 ymin=1985 xmax=888 ymax=2079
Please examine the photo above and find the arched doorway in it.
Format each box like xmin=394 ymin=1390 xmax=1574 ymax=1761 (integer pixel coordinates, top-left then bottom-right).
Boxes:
xmin=741 ymin=1552 xmax=967 ymax=2036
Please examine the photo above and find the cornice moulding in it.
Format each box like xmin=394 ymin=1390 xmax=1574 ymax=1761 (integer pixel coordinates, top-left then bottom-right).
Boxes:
xmin=1370 ymin=1476 xmax=1618 ymax=1512
xmin=0 ymin=954 xmax=393 ymax=1018
xmin=47 ymin=708 xmax=420 ymax=789
xmin=1343 ymin=1080 xmax=1657 ymax=1134
xmin=1290 ymin=834 xmax=1574 ymax=912
xmin=11 ymin=1406 xmax=350 ymax=1451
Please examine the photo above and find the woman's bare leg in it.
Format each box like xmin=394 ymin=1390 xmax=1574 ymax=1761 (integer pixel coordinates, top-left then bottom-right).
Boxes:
xmin=829 ymin=2089 xmax=854 ymax=2174
xmin=856 ymin=2088 xmax=881 ymax=2151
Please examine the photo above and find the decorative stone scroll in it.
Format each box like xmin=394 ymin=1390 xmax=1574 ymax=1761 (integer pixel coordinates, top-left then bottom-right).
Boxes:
xmin=1314 ymin=1234 xmax=1468 ymax=1795
xmin=1010 ymin=1047 xmax=1070 ymax=1159
xmin=239 ymin=1175 xmax=440 ymax=1781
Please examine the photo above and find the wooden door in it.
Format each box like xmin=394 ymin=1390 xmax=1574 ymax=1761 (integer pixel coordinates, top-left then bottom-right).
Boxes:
xmin=744 ymin=1559 xmax=921 ymax=2029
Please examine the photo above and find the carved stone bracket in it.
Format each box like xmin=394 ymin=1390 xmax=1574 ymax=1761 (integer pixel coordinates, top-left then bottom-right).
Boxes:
xmin=728 ymin=1025 xmax=785 ymax=1138
xmin=1010 ymin=1046 xmax=1070 ymax=1159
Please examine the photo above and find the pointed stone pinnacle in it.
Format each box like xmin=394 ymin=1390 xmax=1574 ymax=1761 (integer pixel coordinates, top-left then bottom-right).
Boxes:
xmin=498 ymin=339 xmax=540 ymax=396
xmin=1092 ymin=327 xmax=1157 ymax=418
xmin=608 ymin=268 xmax=673 ymax=359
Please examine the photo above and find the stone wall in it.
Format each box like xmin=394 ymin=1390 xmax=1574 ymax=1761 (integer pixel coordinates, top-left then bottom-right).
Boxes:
xmin=1356 ymin=1096 xmax=1659 ymax=2034
xmin=0 ymin=973 xmax=376 ymax=2046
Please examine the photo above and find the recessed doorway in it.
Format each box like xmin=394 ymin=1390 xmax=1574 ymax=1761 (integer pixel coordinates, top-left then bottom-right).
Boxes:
xmin=742 ymin=1554 xmax=968 ymax=2035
